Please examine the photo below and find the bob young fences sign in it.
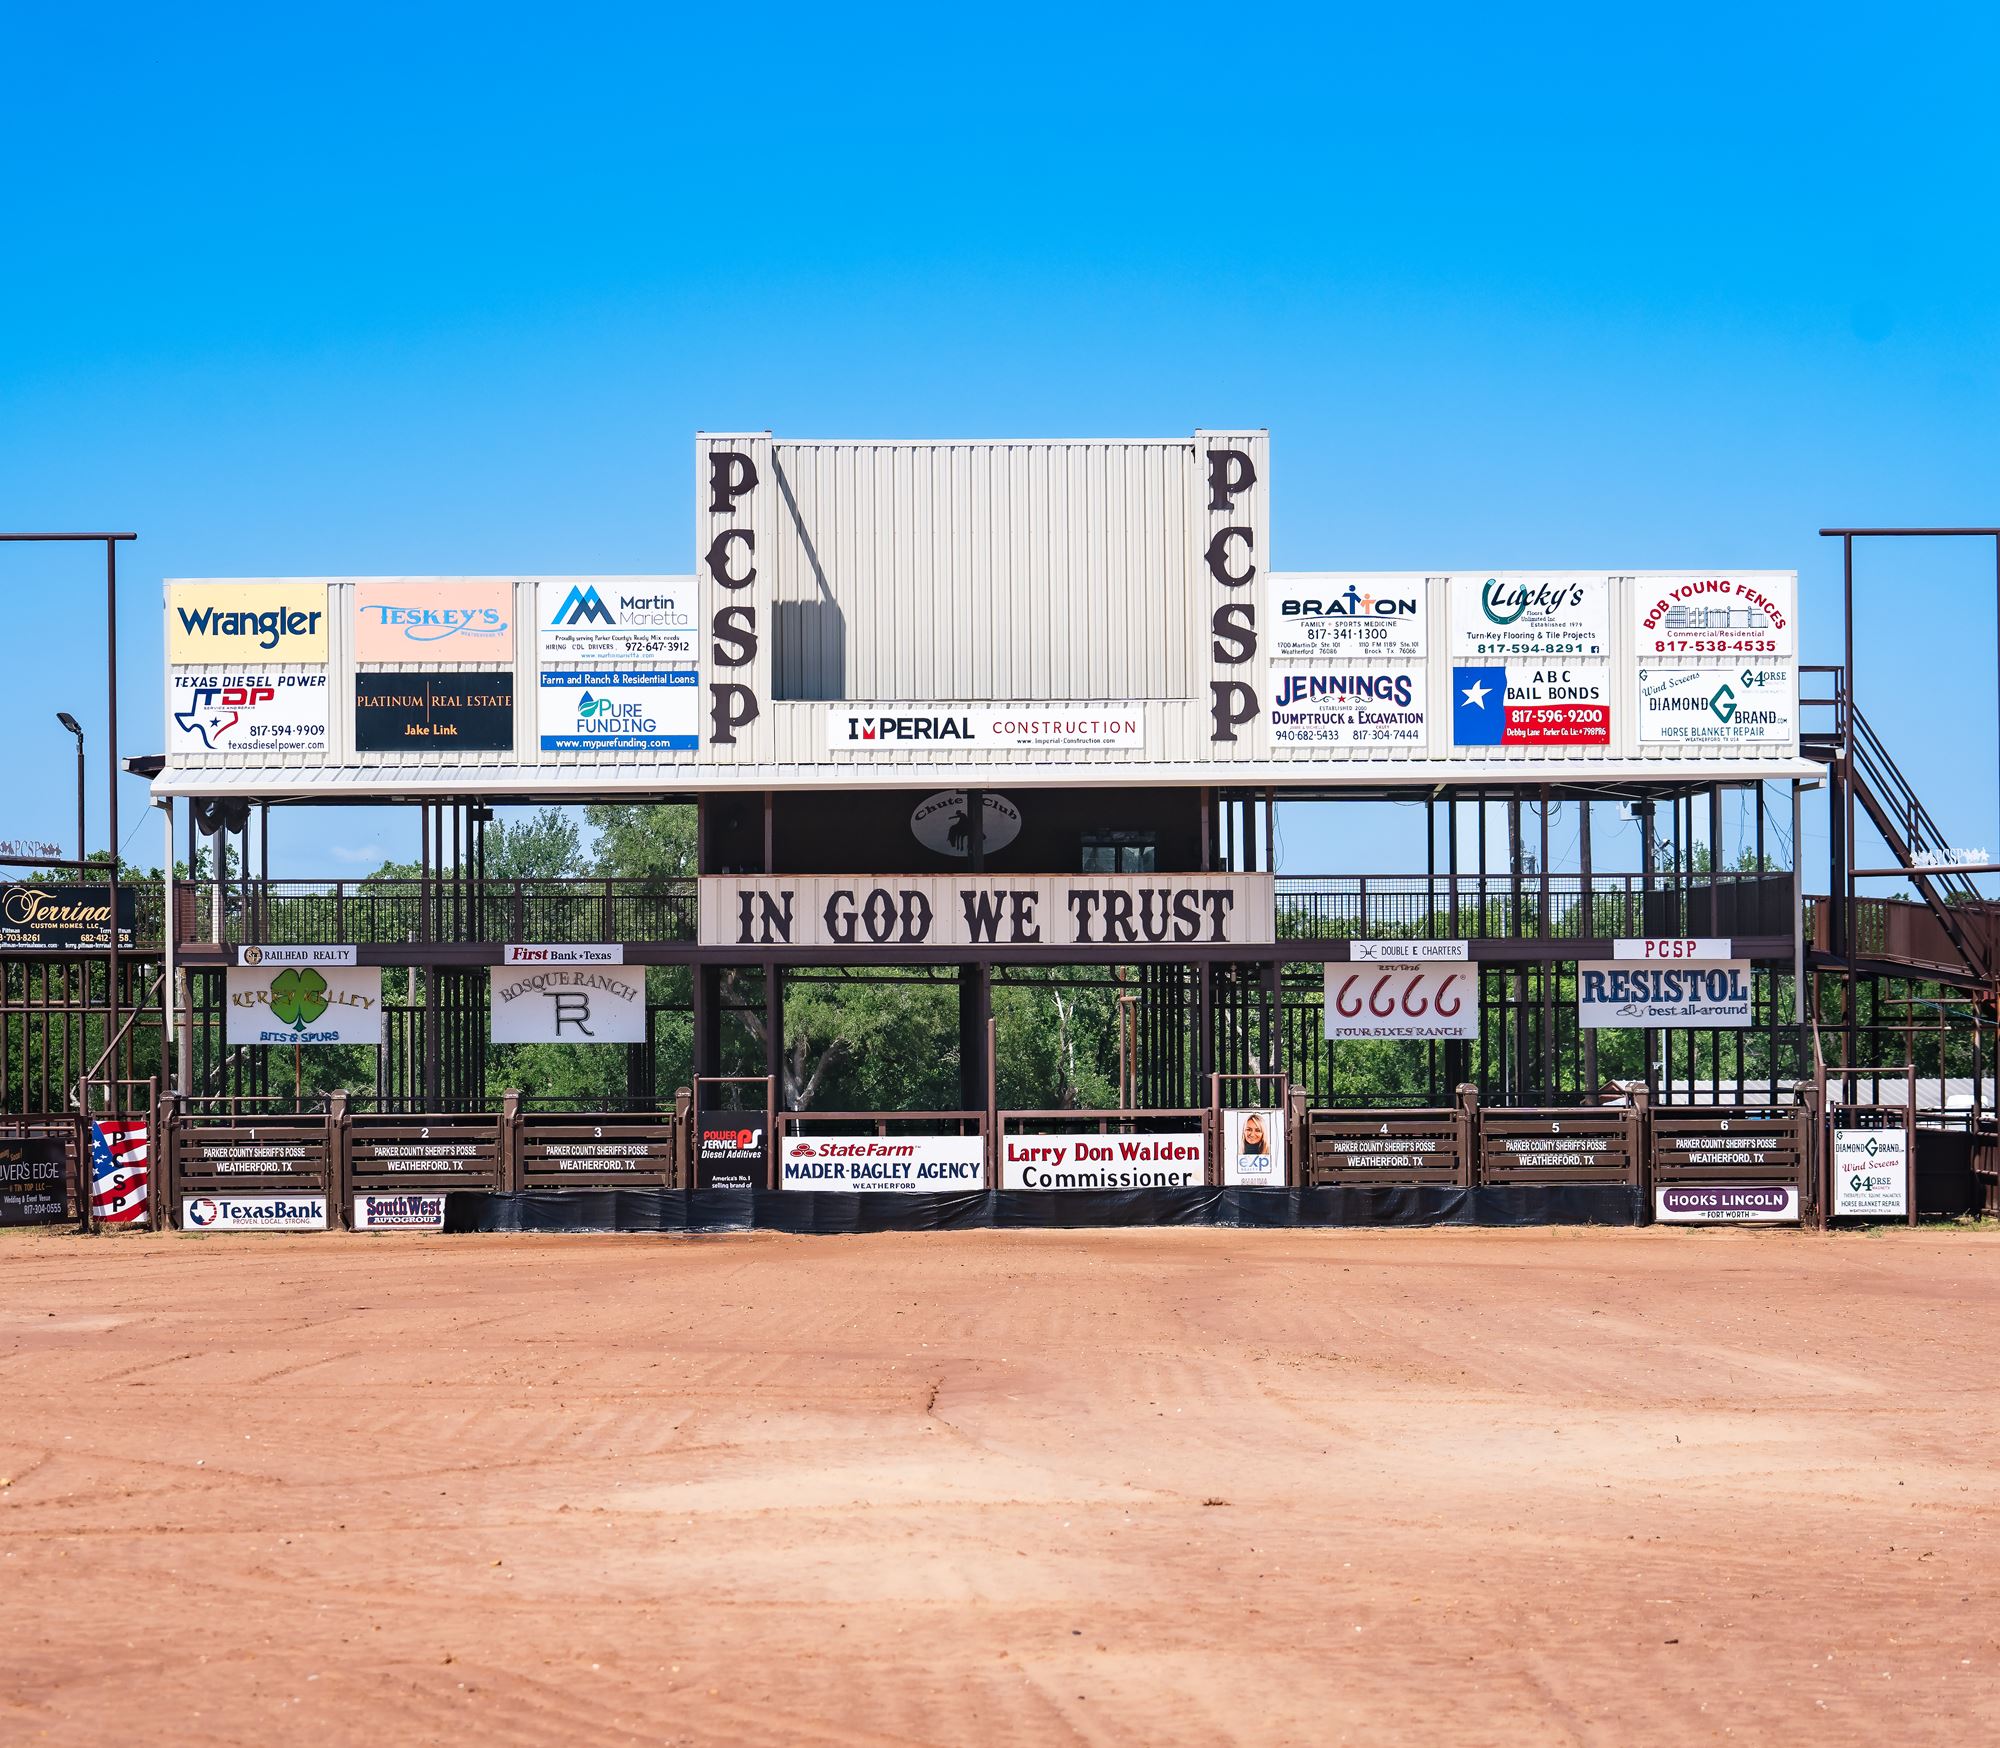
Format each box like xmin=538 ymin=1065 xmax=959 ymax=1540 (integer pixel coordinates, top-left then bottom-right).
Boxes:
xmin=701 ymin=875 xmax=1275 ymax=949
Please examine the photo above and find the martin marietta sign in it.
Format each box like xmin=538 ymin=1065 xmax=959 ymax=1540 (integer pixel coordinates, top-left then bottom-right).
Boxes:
xmin=700 ymin=875 xmax=1275 ymax=949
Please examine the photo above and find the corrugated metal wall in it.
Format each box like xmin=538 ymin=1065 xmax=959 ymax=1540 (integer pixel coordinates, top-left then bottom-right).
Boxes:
xmin=769 ymin=440 xmax=1201 ymax=703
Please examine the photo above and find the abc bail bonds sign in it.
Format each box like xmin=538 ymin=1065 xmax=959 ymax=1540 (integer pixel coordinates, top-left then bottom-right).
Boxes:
xmin=701 ymin=874 xmax=1275 ymax=949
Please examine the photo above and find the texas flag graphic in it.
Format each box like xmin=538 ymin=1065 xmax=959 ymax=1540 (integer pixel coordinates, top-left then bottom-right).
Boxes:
xmin=1452 ymin=666 xmax=1508 ymax=745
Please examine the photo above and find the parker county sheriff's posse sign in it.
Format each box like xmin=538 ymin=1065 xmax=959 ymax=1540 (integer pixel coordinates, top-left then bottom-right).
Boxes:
xmin=701 ymin=875 xmax=1275 ymax=948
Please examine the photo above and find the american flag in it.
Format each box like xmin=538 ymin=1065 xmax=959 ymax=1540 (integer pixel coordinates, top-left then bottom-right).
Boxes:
xmin=90 ymin=1119 xmax=150 ymax=1226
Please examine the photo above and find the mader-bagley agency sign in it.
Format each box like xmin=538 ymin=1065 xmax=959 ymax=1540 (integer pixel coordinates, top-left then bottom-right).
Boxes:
xmin=700 ymin=875 xmax=1275 ymax=949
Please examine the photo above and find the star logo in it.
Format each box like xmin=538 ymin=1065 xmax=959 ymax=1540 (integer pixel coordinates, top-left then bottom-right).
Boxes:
xmin=1460 ymin=679 xmax=1492 ymax=710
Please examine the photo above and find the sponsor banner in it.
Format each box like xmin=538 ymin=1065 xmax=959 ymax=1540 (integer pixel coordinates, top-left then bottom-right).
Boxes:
xmin=1351 ymin=940 xmax=1469 ymax=962
xmin=1324 ymin=965 xmax=1479 ymax=1040
xmin=1221 ymin=1109 xmax=1284 ymax=1188
xmin=1268 ymin=574 xmax=1428 ymax=660
xmin=168 ymin=670 xmax=329 ymax=756
xmin=354 ymin=1193 xmax=447 ymax=1231
xmin=695 ymin=1111 xmax=767 ymax=1191
xmin=910 ymin=791 xmax=1022 ymax=858
xmin=1654 ymin=1184 xmax=1799 ymax=1224
xmin=237 ymin=944 xmax=357 ymax=966
xmin=226 ymin=965 xmax=384 ymax=1045
xmin=502 ymin=943 xmax=623 ymax=965
xmin=1633 ymin=574 xmax=1795 ymax=659
xmin=0 ymin=884 xmax=136 ymax=951
xmin=1451 ymin=574 xmax=1609 ymax=661
xmin=489 ymin=964 xmax=647 ymax=1043
xmin=354 ymin=671 xmax=514 ymax=752
xmin=1833 ymin=1128 xmax=1909 ymax=1218
xmin=0 ymin=1138 xmax=67 ymax=1227
xmin=353 ymin=580 xmax=513 ymax=662
xmin=1636 ymin=665 xmax=1795 ymax=746
xmin=1268 ymin=667 xmax=1425 ymax=749
xmin=827 ymin=707 xmax=1143 ymax=750
xmin=167 ymin=582 xmax=329 ymax=664
xmin=1001 ymin=1130 xmax=1206 ymax=1191
xmin=1613 ymin=938 xmax=1730 ymax=962
xmin=781 ymin=1134 xmax=986 ymax=1192
xmin=538 ymin=579 xmax=698 ymax=662
xmin=701 ymin=874 xmax=1275 ymax=949
xmin=1577 ymin=961 xmax=1752 ymax=1029
xmin=181 ymin=1194 xmax=328 ymax=1231
xmin=538 ymin=669 xmax=701 ymax=751
xmin=1452 ymin=665 xmax=1609 ymax=746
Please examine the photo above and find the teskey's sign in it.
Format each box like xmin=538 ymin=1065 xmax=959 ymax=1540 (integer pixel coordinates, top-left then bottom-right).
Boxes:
xmin=700 ymin=875 xmax=1276 ymax=949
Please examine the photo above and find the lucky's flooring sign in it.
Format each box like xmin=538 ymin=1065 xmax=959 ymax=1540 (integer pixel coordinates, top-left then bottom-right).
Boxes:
xmin=226 ymin=965 xmax=384 ymax=1045
xmin=702 ymin=874 xmax=1274 ymax=949
xmin=780 ymin=1134 xmax=985 ymax=1191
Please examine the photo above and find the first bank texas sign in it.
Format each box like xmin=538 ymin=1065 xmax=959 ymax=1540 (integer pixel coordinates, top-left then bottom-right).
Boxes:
xmin=700 ymin=874 xmax=1275 ymax=948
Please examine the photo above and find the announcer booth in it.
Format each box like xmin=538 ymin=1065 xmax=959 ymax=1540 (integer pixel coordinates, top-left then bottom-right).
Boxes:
xmin=146 ymin=429 xmax=1823 ymax=1230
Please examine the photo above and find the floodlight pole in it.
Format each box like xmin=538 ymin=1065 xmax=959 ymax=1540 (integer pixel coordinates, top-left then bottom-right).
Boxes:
xmin=0 ymin=533 xmax=136 ymax=1110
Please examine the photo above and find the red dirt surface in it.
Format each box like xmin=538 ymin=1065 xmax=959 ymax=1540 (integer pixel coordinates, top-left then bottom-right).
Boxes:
xmin=3 ymin=1224 xmax=1997 ymax=1745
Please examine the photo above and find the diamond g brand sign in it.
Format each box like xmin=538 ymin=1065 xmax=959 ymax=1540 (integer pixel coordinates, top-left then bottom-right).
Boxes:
xmin=489 ymin=964 xmax=647 ymax=1043
xmin=226 ymin=965 xmax=384 ymax=1045
xmin=1636 ymin=666 xmax=1795 ymax=747
xmin=1833 ymin=1127 xmax=1908 ymax=1218
xmin=538 ymin=579 xmax=697 ymax=661
xmin=1577 ymin=961 xmax=1752 ymax=1029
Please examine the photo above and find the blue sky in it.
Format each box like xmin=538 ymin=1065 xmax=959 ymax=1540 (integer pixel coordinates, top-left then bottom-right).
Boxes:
xmin=3 ymin=3 xmax=1996 ymax=881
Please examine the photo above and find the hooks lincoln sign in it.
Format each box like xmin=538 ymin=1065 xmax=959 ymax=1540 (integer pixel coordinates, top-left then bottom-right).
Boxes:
xmin=700 ymin=875 xmax=1275 ymax=949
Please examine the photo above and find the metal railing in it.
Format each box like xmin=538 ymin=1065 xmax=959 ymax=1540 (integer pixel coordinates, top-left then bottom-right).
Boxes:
xmin=181 ymin=877 xmax=699 ymax=946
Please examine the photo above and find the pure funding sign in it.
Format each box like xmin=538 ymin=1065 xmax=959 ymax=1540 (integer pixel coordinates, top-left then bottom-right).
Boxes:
xmin=701 ymin=875 xmax=1274 ymax=949
xmin=538 ymin=669 xmax=700 ymax=752
xmin=780 ymin=1135 xmax=985 ymax=1192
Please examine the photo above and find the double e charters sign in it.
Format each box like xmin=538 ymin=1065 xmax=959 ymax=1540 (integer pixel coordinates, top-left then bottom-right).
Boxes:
xmin=701 ymin=874 xmax=1275 ymax=949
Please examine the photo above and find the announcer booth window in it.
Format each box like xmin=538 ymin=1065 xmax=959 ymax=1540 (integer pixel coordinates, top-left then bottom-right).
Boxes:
xmin=1081 ymin=832 xmax=1157 ymax=874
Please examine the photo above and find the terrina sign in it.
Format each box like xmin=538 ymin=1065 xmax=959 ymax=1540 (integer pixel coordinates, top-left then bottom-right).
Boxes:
xmin=1577 ymin=961 xmax=1753 ymax=1029
xmin=0 ymin=884 xmax=137 ymax=950
xmin=701 ymin=875 xmax=1274 ymax=948
xmin=779 ymin=1134 xmax=985 ymax=1192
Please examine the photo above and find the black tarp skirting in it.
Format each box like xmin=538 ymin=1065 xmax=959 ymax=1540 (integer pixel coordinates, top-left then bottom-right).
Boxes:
xmin=442 ymin=1184 xmax=1642 ymax=1234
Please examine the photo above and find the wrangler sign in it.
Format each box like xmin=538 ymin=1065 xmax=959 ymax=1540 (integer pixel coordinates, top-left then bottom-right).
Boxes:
xmin=699 ymin=875 xmax=1276 ymax=949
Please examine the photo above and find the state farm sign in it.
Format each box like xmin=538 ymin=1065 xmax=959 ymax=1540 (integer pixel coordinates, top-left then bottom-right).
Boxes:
xmin=699 ymin=875 xmax=1275 ymax=949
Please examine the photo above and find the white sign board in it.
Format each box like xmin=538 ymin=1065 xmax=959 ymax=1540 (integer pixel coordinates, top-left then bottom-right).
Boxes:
xmin=1636 ymin=666 xmax=1795 ymax=746
xmin=169 ymin=670 xmax=330 ymax=757
xmin=236 ymin=944 xmax=357 ymax=967
xmin=539 ymin=669 xmax=701 ymax=751
xmin=354 ymin=1193 xmax=448 ymax=1231
xmin=1450 ymin=664 xmax=1609 ymax=747
xmin=1351 ymin=940 xmax=1469 ymax=962
xmin=1613 ymin=938 xmax=1730 ymax=961
xmin=502 ymin=943 xmax=623 ymax=965
xmin=182 ymin=1194 xmax=327 ymax=1232
xmin=1001 ymin=1130 xmax=1206 ymax=1190
xmin=1268 ymin=668 xmax=1426 ymax=749
xmin=1632 ymin=574 xmax=1795 ymax=659
xmin=780 ymin=1134 xmax=986 ymax=1192
xmin=537 ymin=579 xmax=698 ymax=662
xmin=1653 ymin=1184 xmax=1800 ymax=1224
xmin=1221 ymin=1109 xmax=1284 ymax=1188
xmin=1833 ymin=1127 xmax=1909 ymax=1218
xmin=489 ymin=965 xmax=647 ymax=1044
xmin=827 ymin=707 xmax=1143 ymax=750
xmin=1451 ymin=574 xmax=1609 ymax=661
xmin=701 ymin=874 xmax=1274 ymax=949
xmin=1268 ymin=575 xmax=1428 ymax=660
xmin=226 ymin=966 xmax=383 ymax=1046
xmin=1324 ymin=965 xmax=1480 ymax=1040
xmin=1577 ymin=962 xmax=1753 ymax=1029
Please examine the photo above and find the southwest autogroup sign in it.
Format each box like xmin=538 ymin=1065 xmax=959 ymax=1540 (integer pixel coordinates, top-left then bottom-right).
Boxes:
xmin=699 ymin=875 xmax=1275 ymax=948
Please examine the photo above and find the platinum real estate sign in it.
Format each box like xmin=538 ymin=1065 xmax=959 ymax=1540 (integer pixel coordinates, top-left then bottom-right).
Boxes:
xmin=701 ymin=875 xmax=1275 ymax=949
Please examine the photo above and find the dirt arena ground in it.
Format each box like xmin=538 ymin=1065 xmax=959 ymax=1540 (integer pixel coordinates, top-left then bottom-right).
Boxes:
xmin=3 ymin=1225 xmax=1996 ymax=1746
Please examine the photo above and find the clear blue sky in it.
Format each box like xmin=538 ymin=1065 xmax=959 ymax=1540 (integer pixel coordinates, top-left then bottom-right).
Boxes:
xmin=3 ymin=3 xmax=1996 ymax=882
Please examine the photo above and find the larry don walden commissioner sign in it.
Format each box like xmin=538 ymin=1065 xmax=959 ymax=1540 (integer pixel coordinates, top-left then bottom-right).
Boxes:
xmin=151 ymin=437 xmax=1806 ymax=797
